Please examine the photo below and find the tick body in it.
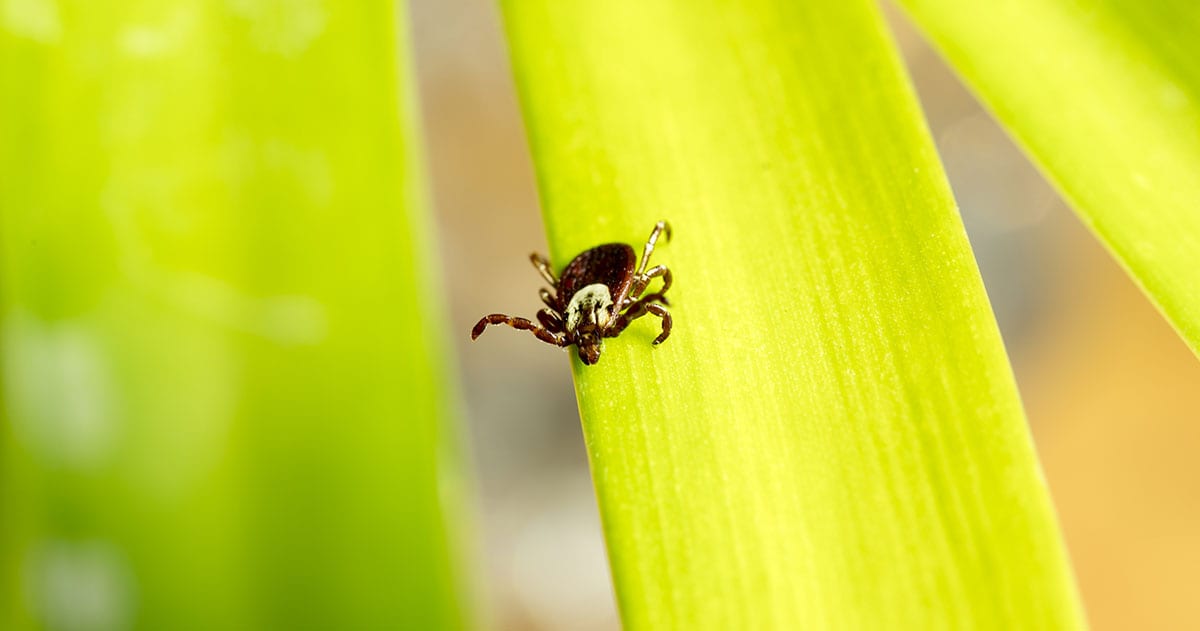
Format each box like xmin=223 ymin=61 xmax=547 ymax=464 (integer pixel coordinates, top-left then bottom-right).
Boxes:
xmin=471 ymin=221 xmax=673 ymax=365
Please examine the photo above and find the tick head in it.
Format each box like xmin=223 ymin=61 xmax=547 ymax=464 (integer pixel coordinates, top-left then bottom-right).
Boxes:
xmin=577 ymin=337 xmax=603 ymax=365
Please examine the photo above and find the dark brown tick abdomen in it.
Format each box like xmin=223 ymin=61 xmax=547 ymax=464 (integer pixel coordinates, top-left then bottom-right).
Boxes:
xmin=558 ymin=243 xmax=636 ymax=305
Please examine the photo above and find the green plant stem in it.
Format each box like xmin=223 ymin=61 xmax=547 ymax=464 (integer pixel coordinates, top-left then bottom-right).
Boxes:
xmin=0 ymin=2 xmax=466 ymax=629
xmin=501 ymin=0 xmax=1084 ymax=628
xmin=901 ymin=0 xmax=1200 ymax=357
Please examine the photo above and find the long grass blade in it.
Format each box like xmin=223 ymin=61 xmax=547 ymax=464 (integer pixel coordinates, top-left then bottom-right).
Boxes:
xmin=500 ymin=0 xmax=1084 ymax=628
xmin=0 ymin=3 xmax=467 ymax=628
xmin=900 ymin=0 xmax=1200 ymax=357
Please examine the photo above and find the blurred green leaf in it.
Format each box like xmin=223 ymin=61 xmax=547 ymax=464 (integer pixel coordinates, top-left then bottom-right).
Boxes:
xmin=900 ymin=0 xmax=1200 ymax=357
xmin=500 ymin=0 xmax=1083 ymax=628
xmin=0 ymin=2 xmax=466 ymax=629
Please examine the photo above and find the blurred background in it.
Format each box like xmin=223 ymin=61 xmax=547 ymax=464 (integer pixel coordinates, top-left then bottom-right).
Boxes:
xmin=413 ymin=1 xmax=1200 ymax=629
xmin=2 ymin=1 xmax=1196 ymax=630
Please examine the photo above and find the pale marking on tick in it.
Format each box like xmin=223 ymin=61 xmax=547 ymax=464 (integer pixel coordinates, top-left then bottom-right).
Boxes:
xmin=565 ymin=283 xmax=614 ymax=332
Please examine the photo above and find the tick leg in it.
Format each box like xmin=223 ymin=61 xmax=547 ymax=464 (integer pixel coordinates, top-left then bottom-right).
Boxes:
xmin=643 ymin=265 xmax=672 ymax=294
xmin=636 ymin=220 xmax=671 ymax=277
xmin=537 ymin=308 xmax=564 ymax=333
xmin=539 ymin=288 xmax=558 ymax=310
xmin=646 ymin=303 xmax=672 ymax=345
xmin=608 ymin=294 xmax=670 ymax=338
xmin=471 ymin=313 xmax=566 ymax=347
xmin=530 ymin=253 xmax=557 ymax=286
xmin=630 ymin=264 xmax=673 ymax=298
xmin=620 ymin=291 xmax=668 ymax=310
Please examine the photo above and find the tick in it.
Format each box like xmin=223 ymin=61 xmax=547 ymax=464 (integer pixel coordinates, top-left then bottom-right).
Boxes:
xmin=471 ymin=220 xmax=674 ymax=365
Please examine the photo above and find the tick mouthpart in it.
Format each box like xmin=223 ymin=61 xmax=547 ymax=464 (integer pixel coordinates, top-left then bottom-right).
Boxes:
xmin=579 ymin=341 xmax=602 ymax=365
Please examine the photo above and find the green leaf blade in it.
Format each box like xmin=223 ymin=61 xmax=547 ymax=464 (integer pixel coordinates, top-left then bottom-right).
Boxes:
xmin=900 ymin=0 xmax=1200 ymax=356
xmin=0 ymin=3 xmax=467 ymax=629
xmin=501 ymin=0 xmax=1083 ymax=628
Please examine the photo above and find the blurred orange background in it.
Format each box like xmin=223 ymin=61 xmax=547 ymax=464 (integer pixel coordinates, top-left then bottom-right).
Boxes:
xmin=411 ymin=2 xmax=1200 ymax=629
